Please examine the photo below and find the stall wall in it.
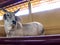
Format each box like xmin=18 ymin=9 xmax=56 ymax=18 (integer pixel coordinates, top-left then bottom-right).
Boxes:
xmin=0 ymin=8 xmax=60 ymax=36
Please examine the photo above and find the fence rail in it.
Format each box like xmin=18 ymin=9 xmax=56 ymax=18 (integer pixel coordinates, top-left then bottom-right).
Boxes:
xmin=0 ymin=34 xmax=60 ymax=45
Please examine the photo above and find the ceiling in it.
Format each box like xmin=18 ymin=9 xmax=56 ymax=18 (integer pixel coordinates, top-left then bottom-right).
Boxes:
xmin=0 ymin=0 xmax=28 ymax=8
xmin=0 ymin=0 xmax=7 ymax=3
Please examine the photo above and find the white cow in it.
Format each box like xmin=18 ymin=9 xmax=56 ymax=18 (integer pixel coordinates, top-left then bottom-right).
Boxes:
xmin=1 ymin=8 xmax=44 ymax=37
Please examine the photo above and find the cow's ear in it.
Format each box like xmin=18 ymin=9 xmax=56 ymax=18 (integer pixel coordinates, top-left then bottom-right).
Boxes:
xmin=3 ymin=14 xmax=7 ymax=20
xmin=15 ymin=16 xmax=21 ymax=21
xmin=14 ymin=8 xmax=20 ymax=13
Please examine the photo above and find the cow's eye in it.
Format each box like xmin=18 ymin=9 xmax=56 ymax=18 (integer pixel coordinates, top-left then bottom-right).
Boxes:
xmin=7 ymin=15 xmax=9 ymax=16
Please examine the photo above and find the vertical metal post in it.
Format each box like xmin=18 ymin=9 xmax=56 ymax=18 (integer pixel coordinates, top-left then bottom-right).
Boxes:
xmin=28 ymin=0 xmax=31 ymax=14
xmin=28 ymin=0 xmax=33 ymax=22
